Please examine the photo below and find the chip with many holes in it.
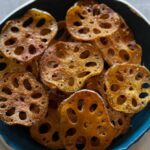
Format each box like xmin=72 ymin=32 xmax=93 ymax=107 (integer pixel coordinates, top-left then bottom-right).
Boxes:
xmin=30 ymin=102 xmax=64 ymax=149
xmin=105 ymin=63 xmax=150 ymax=113
xmin=40 ymin=41 xmax=104 ymax=92
xmin=59 ymin=90 xmax=116 ymax=150
xmin=0 ymin=72 xmax=48 ymax=126
xmin=0 ymin=8 xmax=57 ymax=62
xmin=84 ymin=71 xmax=131 ymax=137
xmin=94 ymin=17 xmax=142 ymax=66
xmin=66 ymin=1 xmax=121 ymax=41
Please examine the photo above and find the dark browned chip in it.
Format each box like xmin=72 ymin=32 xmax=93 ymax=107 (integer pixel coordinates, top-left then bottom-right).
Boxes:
xmin=0 ymin=72 xmax=48 ymax=126
xmin=0 ymin=9 xmax=58 ymax=62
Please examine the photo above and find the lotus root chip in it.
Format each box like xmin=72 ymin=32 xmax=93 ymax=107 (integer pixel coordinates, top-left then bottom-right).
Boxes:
xmin=30 ymin=106 xmax=64 ymax=149
xmin=59 ymin=90 xmax=116 ymax=150
xmin=94 ymin=17 xmax=142 ymax=65
xmin=40 ymin=41 xmax=104 ymax=92
xmin=84 ymin=72 xmax=131 ymax=137
xmin=105 ymin=63 xmax=150 ymax=113
xmin=0 ymin=8 xmax=58 ymax=62
xmin=66 ymin=1 xmax=121 ymax=41
xmin=0 ymin=72 xmax=48 ymax=126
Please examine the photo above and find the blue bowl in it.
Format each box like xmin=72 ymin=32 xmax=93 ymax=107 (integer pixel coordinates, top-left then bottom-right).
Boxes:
xmin=0 ymin=0 xmax=150 ymax=149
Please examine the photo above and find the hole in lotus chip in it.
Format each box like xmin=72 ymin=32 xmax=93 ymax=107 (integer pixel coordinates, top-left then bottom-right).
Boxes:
xmin=80 ymin=50 xmax=90 ymax=59
xmin=5 ymin=38 xmax=16 ymax=46
xmin=12 ymin=78 xmax=19 ymax=88
xmin=89 ymin=103 xmax=98 ymax=112
xmin=19 ymin=112 xmax=27 ymax=120
xmin=23 ymin=79 xmax=32 ymax=90
xmin=40 ymin=28 xmax=51 ymax=35
xmin=116 ymin=73 xmax=124 ymax=81
xmin=0 ymin=63 xmax=7 ymax=71
xmin=108 ymin=48 xmax=115 ymax=56
xmin=135 ymin=72 xmax=143 ymax=80
xmin=65 ymin=128 xmax=76 ymax=137
xmin=29 ymin=45 xmax=36 ymax=54
xmin=11 ymin=27 xmax=19 ymax=32
xmin=142 ymin=83 xmax=150 ymax=89
xmin=36 ymin=18 xmax=46 ymax=27
xmin=91 ymin=136 xmax=100 ymax=146
xmin=2 ymin=87 xmax=12 ymax=95
xmin=14 ymin=46 xmax=24 ymax=55
xmin=74 ymin=21 xmax=82 ymax=26
xmin=31 ymin=92 xmax=42 ymax=99
xmin=52 ymin=132 xmax=60 ymax=141
xmin=119 ymin=50 xmax=130 ymax=61
xmin=132 ymin=98 xmax=138 ymax=107
xmin=77 ymin=99 xmax=84 ymax=111
xmin=30 ymin=104 xmax=40 ymax=113
xmin=78 ymin=28 xmax=90 ymax=34
xmin=100 ymin=37 xmax=108 ymax=45
xmin=85 ymin=62 xmax=97 ymax=67
xmin=99 ymin=22 xmax=112 ymax=29
xmin=0 ymin=97 xmax=7 ymax=102
xmin=110 ymin=84 xmax=119 ymax=92
xmin=76 ymin=136 xmax=86 ymax=149
xmin=139 ymin=92 xmax=148 ymax=98
xmin=6 ymin=107 xmax=15 ymax=116
xmin=39 ymin=123 xmax=51 ymax=134
xmin=67 ymin=108 xmax=77 ymax=123
xmin=93 ymin=28 xmax=101 ymax=34
xmin=117 ymin=95 xmax=126 ymax=105
xmin=23 ymin=17 xmax=33 ymax=27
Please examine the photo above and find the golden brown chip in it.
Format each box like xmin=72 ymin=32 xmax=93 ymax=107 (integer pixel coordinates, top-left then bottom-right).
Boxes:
xmin=30 ymin=103 xmax=64 ymax=149
xmin=0 ymin=9 xmax=58 ymax=62
xmin=40 ymin=41 xmax=104 ymax=92
xmin=94 ymin=17 xmax=142 ymax=65
xmin=66 ymin=1 xmax=121 ymax=41
xmin=84 ymin=71 xmax=131 ymax=137
xmin=105 ymin=63 xmax=150 ymax=113
xmin=0 ymin=72 xmax=48 ymax=126
xmin=59 ymin=90 xmax=116 ymax=150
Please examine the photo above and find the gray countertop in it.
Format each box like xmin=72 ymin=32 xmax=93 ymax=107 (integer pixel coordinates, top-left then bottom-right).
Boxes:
xmin=0 ymin=0 xmax=150 ymax=150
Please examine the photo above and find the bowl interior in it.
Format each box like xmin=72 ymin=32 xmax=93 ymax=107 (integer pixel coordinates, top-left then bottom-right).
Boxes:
xmin=0 ymin=0 xmax=150 ymax=150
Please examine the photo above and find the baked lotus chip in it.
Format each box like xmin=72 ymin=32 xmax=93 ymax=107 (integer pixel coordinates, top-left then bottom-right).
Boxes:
xmin=0 ymin=72 xmax=48 ymax=126
xmin=30 ymin=103 xmax=64 ymax=149
xmin=94 ymin=17 xmax=142 ymax=65
xmin=105 ymin=63 xmax=150 ymax=113
xmin=84 ymin=72 xmax=131 ymax=137
xmin=0 ymin=8 xmax=58 ymax=62
xmin=40 ymin=41 xmax=104 ymax=92
xmin=59 ymin=90 xmax=116 ymax=150
xmin=66 ymin=1 xmax=121 ymax=41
